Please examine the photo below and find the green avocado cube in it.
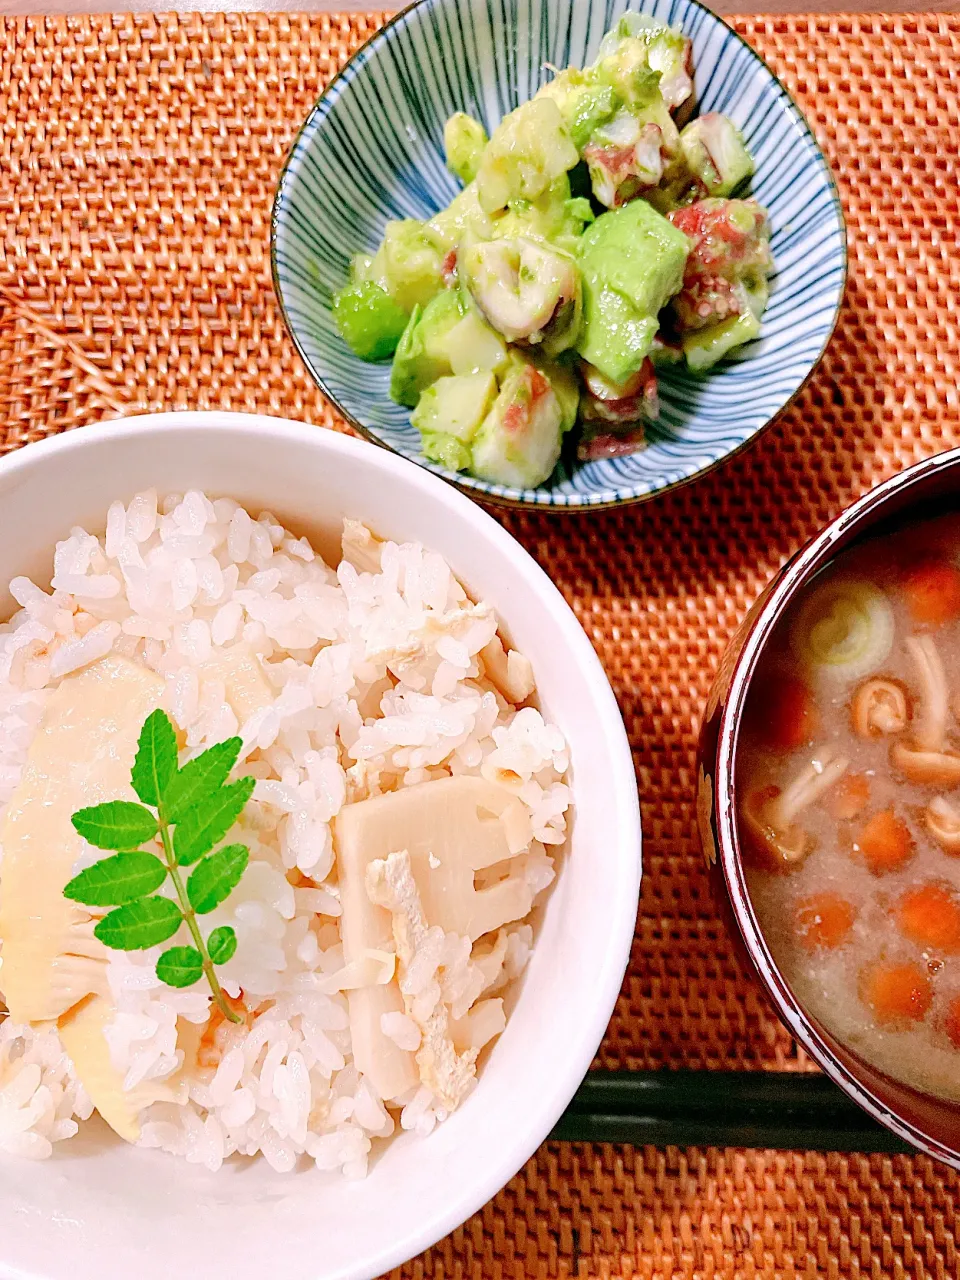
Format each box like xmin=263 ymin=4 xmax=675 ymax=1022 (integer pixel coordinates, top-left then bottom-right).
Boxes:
xmin=411 ymin=372 xmax=498 ymax=443
xmin=332 ymin=281 xmax=409 ymax=362
xmin=444 ymin=310 xmax=509 ymax=377
xmin=422 ymin=432 xmax=473 ymax=472
xmin=369 ymin=219 xmax=445 ymax=313
xmin=576 ymin=201 xmax=690 ymax=383
xmin=475 ymin=98 xmax=579 ymax=215
xmin=389 ymin=290 xmax=465 ymax=408
xmin=444 ymin=113 xmax=488 ymax=185
xmin=682 ymin=309 xmax=761 ymax=372
xmin=427 ymin=182 xmax=495 ymax=252
xmin=679 ymin=114 xmax=755 ymax=198
xmin=536 ymin=68 xmax=620 ymax=150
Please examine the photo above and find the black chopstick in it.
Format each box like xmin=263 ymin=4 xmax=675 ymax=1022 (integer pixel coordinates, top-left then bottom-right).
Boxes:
xmin=552 ymin=1071 xmax=914 ymax=1153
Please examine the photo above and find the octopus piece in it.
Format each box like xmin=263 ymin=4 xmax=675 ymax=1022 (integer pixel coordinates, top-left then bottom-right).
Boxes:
xmin=584 ymin=119 xmax=673 ymax=209
xmin=459 ymin=236 xmax=581 ymax=355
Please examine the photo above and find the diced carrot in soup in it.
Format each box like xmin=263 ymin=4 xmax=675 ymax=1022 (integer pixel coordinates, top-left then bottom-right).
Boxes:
xmin=829 ymin=773 xmax=870 ymax=820
xmin=903 ymin=561 xmax=960 ymax=625
xmin=856 ymin=809 xmax=914 ymax=874
xmin=749 ymin=675 xmax=819 ymax=751
xmin=859 ymin=961 xmax=933 ymax=1025
xmin=794 ymin=893 xmax=855 ymax=951
xmin=897 ymin=883 xmax=960 ymax=954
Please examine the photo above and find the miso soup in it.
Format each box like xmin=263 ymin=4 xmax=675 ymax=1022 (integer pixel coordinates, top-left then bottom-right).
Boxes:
xmin=738 ymin=513 xmax=960 ymax=1100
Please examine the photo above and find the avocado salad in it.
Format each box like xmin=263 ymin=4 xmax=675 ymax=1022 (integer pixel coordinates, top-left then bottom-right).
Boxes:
xmin=332 ymin=13 xmax=774 ymax=489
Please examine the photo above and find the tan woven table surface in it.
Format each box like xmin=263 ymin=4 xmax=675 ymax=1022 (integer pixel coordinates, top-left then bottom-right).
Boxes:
xmin=2 ymin=10 xmax=960 ymax=1276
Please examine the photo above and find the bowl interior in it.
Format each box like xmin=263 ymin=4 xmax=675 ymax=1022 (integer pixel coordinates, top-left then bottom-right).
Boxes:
xmin=271 ymin=0 xmax=846 ymax=509
xmin=715 ymin=449 xmax=960 ymax=1168
xmin=0 ymin=413 xmax=641 ymax=1280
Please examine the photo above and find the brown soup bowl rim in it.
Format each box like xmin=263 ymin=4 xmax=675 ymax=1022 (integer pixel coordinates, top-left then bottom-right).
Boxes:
xmin=701 ymin=446 xmax=960 ymax=1168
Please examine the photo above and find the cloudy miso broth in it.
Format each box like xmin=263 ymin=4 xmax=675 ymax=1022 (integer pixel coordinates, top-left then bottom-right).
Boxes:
xmin=738 ymin=512 xmax=960 ymax=1101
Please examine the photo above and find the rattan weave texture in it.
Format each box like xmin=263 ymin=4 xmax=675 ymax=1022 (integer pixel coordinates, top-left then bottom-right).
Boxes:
xmin=2 ymin=12 xmax=960 ymax=1276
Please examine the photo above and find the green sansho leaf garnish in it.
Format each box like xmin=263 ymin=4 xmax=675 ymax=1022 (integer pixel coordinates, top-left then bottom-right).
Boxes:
xmin=164 ymin=737 xmax=241 ymax=826
xmin=95 ymin=896 xmax=183 ymax=950
xmin=63 ymin=851 xmax=166 ymax=907
xmin=156 ymin=945 xmax=204 ymax=989
xmin=207 ymin=926 xmax=238 ymax=966
xmin=131 ymin=708 xmax=178 ymax=808
xmin=64 ymin=711 xmax=252 ymax=1024
xmin=173 ymin=776 xmax=255 ymax=867
xmin=72 ymin=800 xmax=158 ymax=852
xmin=187 ymin=843 xmax=249 ymax=915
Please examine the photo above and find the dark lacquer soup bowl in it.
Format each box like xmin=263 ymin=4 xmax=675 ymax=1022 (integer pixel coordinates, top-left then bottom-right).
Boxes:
xmin=698 ymin=447 xmax=960 ymax=1168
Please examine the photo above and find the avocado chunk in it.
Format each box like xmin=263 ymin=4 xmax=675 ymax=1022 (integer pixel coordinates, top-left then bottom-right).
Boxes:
xmin=369 ymin=219 xmax=445 ymax=313
xmin=444 ymin=113 xmax=488 ymax=185
xmin=682 ymin=309 xmax=761 ymax=372
xmin=535 ymin=68 xmax=620 ymax=150
xmin=412 ymin=372 xmax=498 ymax=443
xmin=576 ymin=200 xmax=690 ymax=383
xmin=471 ymin=359 xmax=564 ymax=489
xmin=679 ymin=114 xmax=755 ymax=198
xmin=427 ymin=181 xmax=495 ymax=253
xmin=489 ymin=174 xmax=593 ymax=255
xmin=445 ymin=310 xmax=510 ymax=377
xmin=332 ymin=281 xmax=410 ymax=361
xmin=421 ymin=433 xmax=472 ymax=473
xmin=475 ymin=98 xmax=579 ymax=215
xmin=593 ymin=46 xmax=663 ymax=115
xmin=389 ymin=290 xmax=465 ymax=407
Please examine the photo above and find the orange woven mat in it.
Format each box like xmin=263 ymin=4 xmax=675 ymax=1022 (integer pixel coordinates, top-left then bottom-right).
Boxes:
xmin=2 ymin=10 xmax=960 ymax=1276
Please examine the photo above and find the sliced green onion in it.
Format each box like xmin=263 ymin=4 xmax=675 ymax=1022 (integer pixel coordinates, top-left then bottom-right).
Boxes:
xmin=791 ymin=578 xmax=894 ymax=682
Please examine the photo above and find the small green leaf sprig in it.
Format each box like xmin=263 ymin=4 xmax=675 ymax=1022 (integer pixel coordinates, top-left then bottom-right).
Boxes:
xmin=64 ymin=710 xmax=255 ymax=1024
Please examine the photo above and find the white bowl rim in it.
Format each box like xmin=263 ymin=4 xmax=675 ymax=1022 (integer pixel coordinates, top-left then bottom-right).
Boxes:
xmin=0 ymin=410 xmax=642 ymax=1279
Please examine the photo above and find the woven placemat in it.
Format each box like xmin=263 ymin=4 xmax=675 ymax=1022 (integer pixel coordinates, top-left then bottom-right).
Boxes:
xmin=2 ymin=11 xmax=960 ymax=1275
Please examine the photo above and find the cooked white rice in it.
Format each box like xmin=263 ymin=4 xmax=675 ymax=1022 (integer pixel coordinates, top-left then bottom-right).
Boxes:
xmin=0 ymin=491 xmax=569 ymax=1173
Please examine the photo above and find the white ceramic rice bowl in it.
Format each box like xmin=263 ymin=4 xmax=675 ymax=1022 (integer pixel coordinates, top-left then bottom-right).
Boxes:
xmin=0 ymin=412 xmax=641 ymax=1280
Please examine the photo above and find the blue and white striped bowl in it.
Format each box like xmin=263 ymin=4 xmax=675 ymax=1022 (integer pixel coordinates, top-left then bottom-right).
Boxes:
xmin=271 ymin=0 xmax=846 ymax=511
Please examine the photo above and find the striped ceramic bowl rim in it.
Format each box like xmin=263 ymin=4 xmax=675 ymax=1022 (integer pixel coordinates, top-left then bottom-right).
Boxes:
xmin=271 ymin=0 xmax=847 ymax=511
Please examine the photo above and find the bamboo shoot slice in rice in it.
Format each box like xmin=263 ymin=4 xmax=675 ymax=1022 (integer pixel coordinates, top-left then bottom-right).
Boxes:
xmin=341 ymin=519 xmax=386 ymax=574
xmin=57 ymin=996 xmax=201 ymax=1144
xmin=366 ymin=850 xmax=478 ymax=1112
xmin=0 ymin=656 xmax=165 ymax=1024
xmin=336 ymin=775 xmax=534 ymax=943
xmin=479 ymin=635 xmax=535 ymax=705
xmin=0 ymin=655 xmax=206 ymax=1145
xmin=333 ymin=814 xmax=420 ymax=1102
xmin=334 ymin=775 xmax=535 ymax=1102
